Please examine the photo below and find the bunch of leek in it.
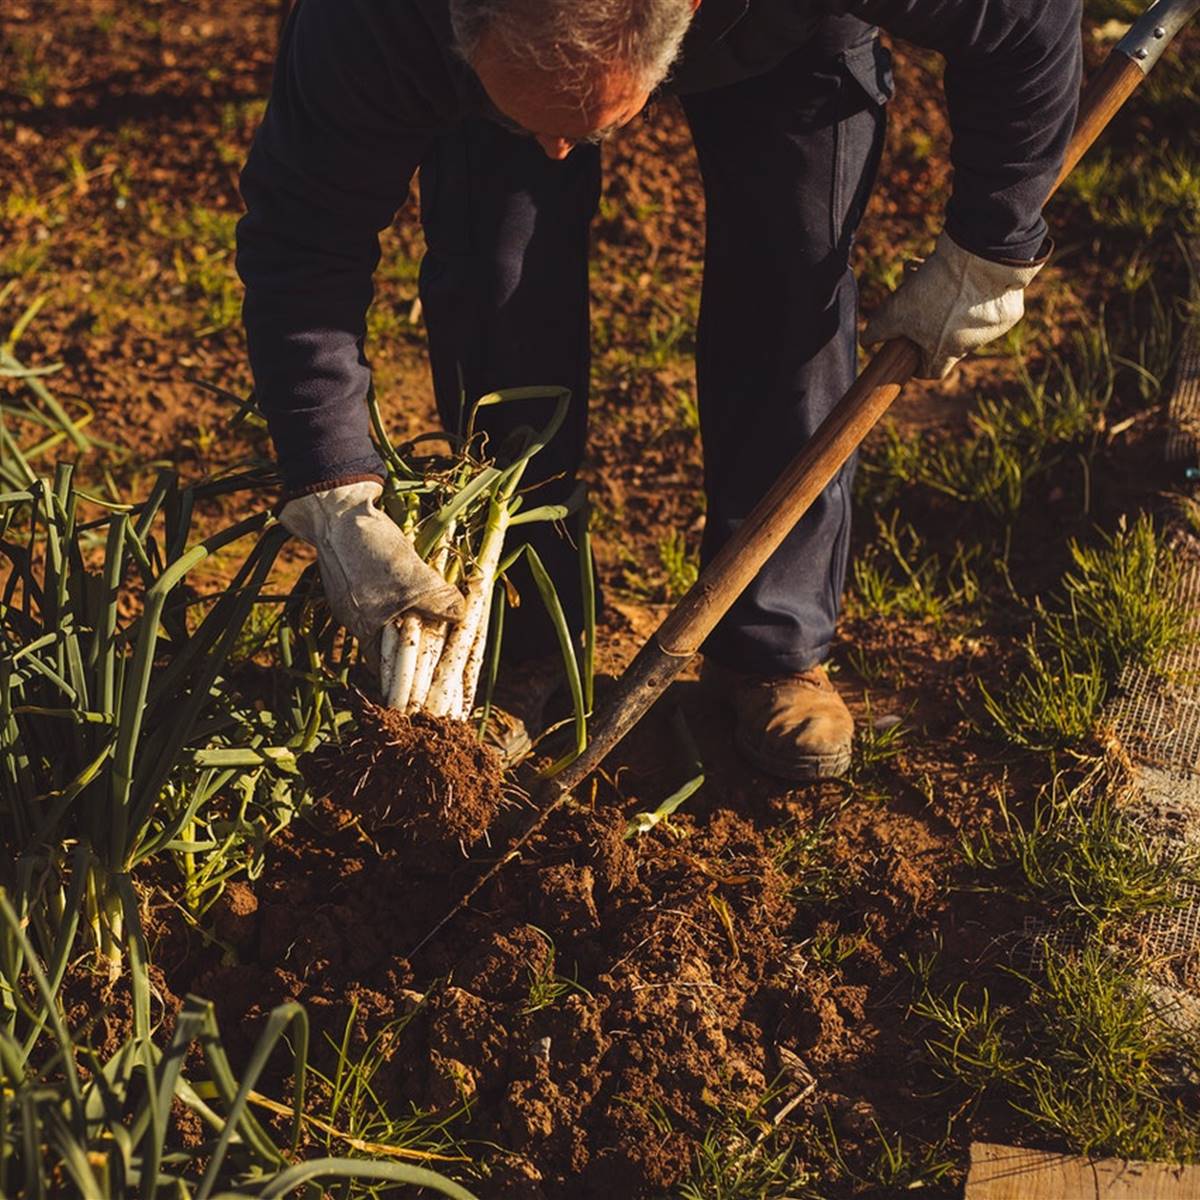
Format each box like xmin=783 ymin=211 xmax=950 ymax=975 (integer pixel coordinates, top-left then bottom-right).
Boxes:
xmin=372 ymin=388 xmax=594 ymax=766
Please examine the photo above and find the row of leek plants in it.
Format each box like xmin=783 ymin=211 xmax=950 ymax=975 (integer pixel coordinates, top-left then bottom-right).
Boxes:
xmin=0 ymin=465 xmax=334 ymax=1025
xmin=0 ymin=892 xmax=475 ymax=1200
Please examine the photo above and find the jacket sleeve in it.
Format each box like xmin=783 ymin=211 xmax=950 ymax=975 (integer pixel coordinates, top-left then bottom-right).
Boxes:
xmin=236 ymin=0 xmax=434 ymax=495
xmin=838 ymin=0 xmax=1082 ymax=262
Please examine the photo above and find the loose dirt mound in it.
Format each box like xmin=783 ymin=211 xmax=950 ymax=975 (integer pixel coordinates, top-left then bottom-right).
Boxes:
xmin=301 ymin=702 xmax=505 ymax=850
xmin=175 ymin=763 xmax=949 ymax=1197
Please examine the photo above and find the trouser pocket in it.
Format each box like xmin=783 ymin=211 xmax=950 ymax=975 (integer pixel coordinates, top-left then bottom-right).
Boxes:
xmin=831 ymin=36 xmax=893 ymax=252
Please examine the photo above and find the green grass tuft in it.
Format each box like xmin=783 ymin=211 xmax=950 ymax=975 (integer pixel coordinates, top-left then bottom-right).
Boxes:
xmin=676 ymin=1087 xmax=813 ymax=1200
xmin=522 ymin=928 xmax=591 ymax=1015
xmin=980 ymin=513 xmax=1192 ymax=750
xmin=851 ymin=510 xmax=979 ymax=622
xmin=1059 ymin=513 xmax=1193 ymax=676
xmin=980 ymin=633 xmax=1105 ymax=751
xmin=961 ymin=766 xmax=1199 ymax=930
xmin=769 ymin=807 xmax=853 ymax=909
xmin=913 ymin=942 xmax=1200 ymax=1162
xmin=658 ymin=527 xmax=700 ymax=601
xmin=860 ymin=323 xmax=1116 ymax=521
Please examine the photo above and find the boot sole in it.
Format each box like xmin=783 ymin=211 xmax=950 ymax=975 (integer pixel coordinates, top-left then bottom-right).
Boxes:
xmin=480 ymin=709 xmax=533 ymax=768
xmin=734 ymin=729 xmax=853 ymax=782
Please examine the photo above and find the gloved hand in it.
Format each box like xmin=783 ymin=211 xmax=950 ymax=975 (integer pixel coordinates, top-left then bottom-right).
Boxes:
xmin=279 ymin=480 xmax=464 ymax=643
xmin=863 ymin=230 xmax=1047 ymax=379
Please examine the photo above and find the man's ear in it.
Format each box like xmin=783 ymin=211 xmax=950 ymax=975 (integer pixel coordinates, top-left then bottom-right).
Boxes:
xmin=691 ymin=0 xmax=701 ymax=10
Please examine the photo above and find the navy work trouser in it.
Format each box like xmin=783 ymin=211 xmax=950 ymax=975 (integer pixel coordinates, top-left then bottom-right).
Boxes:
xmin=417 ymin=17 xmax=892 ymax=675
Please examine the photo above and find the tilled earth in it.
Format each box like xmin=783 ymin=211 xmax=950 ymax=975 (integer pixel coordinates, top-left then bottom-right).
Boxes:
xmin=144 ymin=630 xmax=1025 ymax=1196
xmin=177 ymin=742 xmax=959 ymax=1196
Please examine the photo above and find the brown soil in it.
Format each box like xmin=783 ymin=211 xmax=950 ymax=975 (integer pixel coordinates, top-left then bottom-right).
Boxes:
xmin=60 ymin=957 xmax=182 ymax=1063
xmin=302 ymin=701 xmax=506 ymax=851
xmin=173 ymin=759 xmax=954 ymax=1196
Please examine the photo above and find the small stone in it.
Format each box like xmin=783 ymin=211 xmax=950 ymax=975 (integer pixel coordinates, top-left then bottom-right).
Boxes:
xmin=396 ymin=988 xmax=426 ymax=1017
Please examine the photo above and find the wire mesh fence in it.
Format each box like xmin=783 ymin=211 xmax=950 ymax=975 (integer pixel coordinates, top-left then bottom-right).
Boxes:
xmin=1019 ymin=245 xmax=1200 ymax=1064
xmin=1105 ymin=561 xmax=1200 ymax=778
xmin=1166 ymin=242 xmax=1200 ymax=465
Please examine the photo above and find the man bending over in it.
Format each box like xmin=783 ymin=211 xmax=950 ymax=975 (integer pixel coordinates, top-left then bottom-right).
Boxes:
xmin=238 ymin=0 xmax=1081 ymax=779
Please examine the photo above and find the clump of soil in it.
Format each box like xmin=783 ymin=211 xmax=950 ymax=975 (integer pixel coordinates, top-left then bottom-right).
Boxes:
xmin=211 ymin=880 xmax=259 ymax=948
xmin=302 ymin=701 xmax=504 ymax=848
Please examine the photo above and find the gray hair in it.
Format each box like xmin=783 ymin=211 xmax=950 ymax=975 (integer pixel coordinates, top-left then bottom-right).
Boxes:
xmin=450 ymin=0 xmax=695 ymax=97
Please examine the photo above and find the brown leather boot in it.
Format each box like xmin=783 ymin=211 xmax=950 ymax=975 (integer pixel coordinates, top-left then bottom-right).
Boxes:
xmin=705 ymin=661 xmax=854 ymax=781
xmin=481 ymin=653 xmax=565 ymax=766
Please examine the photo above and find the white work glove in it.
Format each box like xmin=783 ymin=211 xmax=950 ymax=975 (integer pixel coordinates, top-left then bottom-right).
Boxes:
xmin=279 ymin=480 xmax=464 ymax=643
xmin=863 ymin=230 xmax=1046 ymax=379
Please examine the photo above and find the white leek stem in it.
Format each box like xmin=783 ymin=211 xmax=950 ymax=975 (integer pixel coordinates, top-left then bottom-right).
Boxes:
xmin=425 ymin=505 xmax=507 ymax=718
xmin=433 ymin=664 xmax=464 ymax=720
xmin=407 ymin=533 xmax=454 ymax=713
xmin=408 ymin=622 xmax=447 ymax=712
xmin=459 ymin=582 xmax=496 ymax=720
xmin=384 ymin=614 xmax=422 ymax=710
xmin=379 ymin=622 xmax=397 ymax=703
xmin=423 ymin=576 xmax=482 ymax=717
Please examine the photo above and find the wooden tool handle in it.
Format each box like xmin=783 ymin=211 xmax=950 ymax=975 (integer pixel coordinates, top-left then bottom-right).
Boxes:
xmin=657 ymin=337 xmax=920 ymax=655
xmin=1051 ymin=53 xmax=1146 ymax=198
